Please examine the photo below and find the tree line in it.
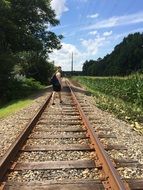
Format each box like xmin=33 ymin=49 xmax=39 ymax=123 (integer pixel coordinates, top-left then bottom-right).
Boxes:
xmin=0 ymin=0 xmax=62 ymax=103
xmin=82 ymin=32 xmax=143 ymax=76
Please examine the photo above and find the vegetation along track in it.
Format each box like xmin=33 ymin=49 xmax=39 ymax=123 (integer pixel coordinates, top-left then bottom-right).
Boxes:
xmin=0 ymin=80 xmax=143 ymax=190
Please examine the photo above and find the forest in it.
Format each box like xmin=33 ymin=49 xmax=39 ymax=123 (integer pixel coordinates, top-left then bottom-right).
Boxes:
xmin=82 ymin=32 xmax=143 ymax=76
xmin=0 ymin=0 xmax=62 ymax=104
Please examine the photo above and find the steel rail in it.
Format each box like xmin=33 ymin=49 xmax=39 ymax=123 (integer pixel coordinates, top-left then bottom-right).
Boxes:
xmin=67 ymin=81 xmax=130 ymax=190
xmin=0 ymin=93 xmax=52 ymax=183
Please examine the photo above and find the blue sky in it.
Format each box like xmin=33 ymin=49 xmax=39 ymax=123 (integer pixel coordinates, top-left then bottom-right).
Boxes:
xmin=50 ymin=0 xmax=143 ymax=71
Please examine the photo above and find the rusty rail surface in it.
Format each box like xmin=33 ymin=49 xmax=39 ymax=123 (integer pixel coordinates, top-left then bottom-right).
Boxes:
xmin=67 ymin=80 xmax=130 ymax=190
xmin=0 ymin=81 xmax=142 ymax=189
xmin=0 ymin=93 xmax=52 ymax=182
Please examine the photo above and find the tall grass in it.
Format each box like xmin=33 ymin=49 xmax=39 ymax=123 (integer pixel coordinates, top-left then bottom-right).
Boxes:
xmin=73 ymin=73 xmax=143 ymax=123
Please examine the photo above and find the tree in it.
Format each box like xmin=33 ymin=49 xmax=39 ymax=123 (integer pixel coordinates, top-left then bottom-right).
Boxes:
xmin=14 ymin=51 xmax=54 ymax=84
xmin=0 ymin=0 xmax=16 ymax=99
xmin=9 ymin=0 xmax=62 ymax=53
xmin=0 ymin=0 xmax=63 ymax=101
xmin=81 ymin=32 xmax=143 ymax=76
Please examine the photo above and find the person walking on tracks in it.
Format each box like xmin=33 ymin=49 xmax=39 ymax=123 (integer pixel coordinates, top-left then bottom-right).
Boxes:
xmin=51 ymin=66 xmax=63 ymax=105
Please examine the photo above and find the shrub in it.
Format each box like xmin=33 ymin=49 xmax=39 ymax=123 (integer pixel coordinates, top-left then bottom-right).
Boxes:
xmin=0 ymin=77 xmax=44 ymax=105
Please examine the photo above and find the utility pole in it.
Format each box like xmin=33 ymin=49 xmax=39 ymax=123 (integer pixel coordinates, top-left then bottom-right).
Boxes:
xmin=71 ymin=52 xmax=73 ymax=76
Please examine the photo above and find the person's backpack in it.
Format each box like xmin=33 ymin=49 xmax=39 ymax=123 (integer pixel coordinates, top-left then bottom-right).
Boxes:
xmin=50 ymin=74 xmax=59 ymax=85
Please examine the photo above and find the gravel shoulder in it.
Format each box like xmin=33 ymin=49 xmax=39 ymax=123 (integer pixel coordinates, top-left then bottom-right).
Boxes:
xmin=0 ymin=84 xmax=143 ymax=179
xmin=87 ymin=94 xmax=143 ymax=164
xmin=0 ymin=88 xmax=51 ymax=159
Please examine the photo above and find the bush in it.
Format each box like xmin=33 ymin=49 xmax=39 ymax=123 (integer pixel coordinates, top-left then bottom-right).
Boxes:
xmin=0 ymin=77 xmax=44 ymax=105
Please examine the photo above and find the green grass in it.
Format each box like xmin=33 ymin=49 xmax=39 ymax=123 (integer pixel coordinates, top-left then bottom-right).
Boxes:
xmin=0 ymin=99 xmax=33 ymax=119
xmin=72 ymin=74 xmax=143 ymax=125
xmin=0 ymin=77 xmax=46 ymax=119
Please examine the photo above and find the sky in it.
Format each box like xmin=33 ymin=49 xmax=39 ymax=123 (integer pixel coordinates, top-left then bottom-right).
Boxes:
xmin=49 ymin=0 xmax=143 ymax=71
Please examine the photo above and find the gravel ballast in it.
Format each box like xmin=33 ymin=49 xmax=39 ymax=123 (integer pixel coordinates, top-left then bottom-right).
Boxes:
xmin=0 ymin=90 xmax=51 ymax=159
xmin=0 ymin=83 xmax=143 ymax=181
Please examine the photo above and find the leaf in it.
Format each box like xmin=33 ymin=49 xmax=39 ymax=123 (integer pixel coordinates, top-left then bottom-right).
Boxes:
xmin=134 ymin=122 xmax=142 ymax=129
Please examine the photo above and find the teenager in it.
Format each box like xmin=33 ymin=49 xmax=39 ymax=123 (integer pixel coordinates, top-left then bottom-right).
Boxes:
xmin=51 ymin=66 xmax=63 ymax=105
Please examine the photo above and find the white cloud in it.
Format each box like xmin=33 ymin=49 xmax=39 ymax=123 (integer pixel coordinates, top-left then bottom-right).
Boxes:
xmin=81 ymin=35 xmax=107 ymax=55
xmin=80 ymin=27 xmax=143 ymax=62
xmin=103 ymin=31 xmax=113 ymax=36
xmin=112 ymin=27 xmax=143 ymax=41
xmin=49 ymin=43 xmax=82 ymax=71
xmin=89 ymin=30 xmax=98 ymax=35
xmin=51 ymin=0 xmax=69 ymax=18
xmin=87 ymin=13 xmax=99 ymax=19
xmin=83 ymin=12 xmax=143 ymax=30
xmin=49 ymin=25 xmax=143 ymax=71
xmin=49 ymin=33 xmax=113 ymax=70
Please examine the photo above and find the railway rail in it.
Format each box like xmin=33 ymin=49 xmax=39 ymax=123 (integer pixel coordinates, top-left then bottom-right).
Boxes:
xmin=0 ymin=79 xmax=143 ymax=190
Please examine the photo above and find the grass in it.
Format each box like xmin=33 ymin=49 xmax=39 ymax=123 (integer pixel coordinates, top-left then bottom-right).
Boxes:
xmin=0 ymin=99 xmax=33 ymax=119
xmin=72 ymin=74 xmax=143 ymax=128
xmin=0 ymin=78 xmax=46 ymax=119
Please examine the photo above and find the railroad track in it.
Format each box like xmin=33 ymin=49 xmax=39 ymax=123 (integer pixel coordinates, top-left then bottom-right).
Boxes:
xmin=0 ymin=80 xmax=143 ymax=190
